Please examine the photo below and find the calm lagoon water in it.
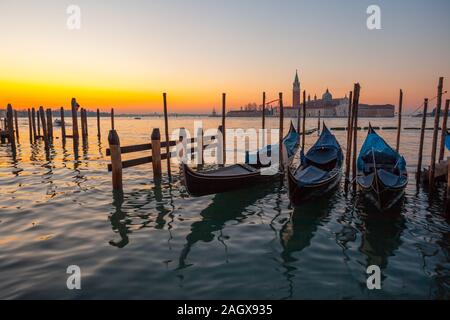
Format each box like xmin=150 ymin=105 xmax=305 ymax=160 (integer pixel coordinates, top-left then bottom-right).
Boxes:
xmin=0 ymin=116 xmax=449 ymax=299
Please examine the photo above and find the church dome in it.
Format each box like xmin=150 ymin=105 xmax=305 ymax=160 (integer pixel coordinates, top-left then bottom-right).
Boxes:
xmin=322 ymin=88 xmax=332 ymax=101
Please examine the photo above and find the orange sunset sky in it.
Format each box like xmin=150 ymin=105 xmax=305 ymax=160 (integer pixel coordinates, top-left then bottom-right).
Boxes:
xmin=0 ymin=0 xmax=449 ymax=113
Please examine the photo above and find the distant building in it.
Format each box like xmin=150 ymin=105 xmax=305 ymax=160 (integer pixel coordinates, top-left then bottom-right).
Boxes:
xmin=292 ymin=70 xmax=300 ymax=108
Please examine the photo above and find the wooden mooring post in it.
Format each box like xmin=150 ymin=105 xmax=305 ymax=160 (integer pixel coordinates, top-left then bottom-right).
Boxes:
xmin=279 ymin=92 xmax=284 ymax=170
xmin=429 ymin=77 xmax=444 ymax=190
xmin=111 ymin=108 xmax=115 ymax=130
xmin=222 ymin=93 xmax=226 ymax=165
xmin=317 ymin=110 xmax=321 ymax=135
xmin=416 ymin=98 xmax=428 ymax=183
xmin=31 ymin=107 xmax=37 ymax=140
xmin=345 ymin=90 xmax=355 ymax=186
xmin=396 ymin=89 xmax=403 ymax=152
xmin=14 ymin=110 xmax=19 ymax=141
xmin=36 ymin=108 xmax=41 ymax=137
xmin=39 ymin=106 xmax=49 ymax=150
xmin=71 ymin=98 xmax=79 ymax=142
xmin=163 ymin=93 xmax=171 ymax=177
xmin=351 ymin=83 xmax=361 ymax=191
xmin=108 ymin=129 xmax=123 ymax=191
xmin=262 ymin=91 xmax=266 ymax=130
xmin=60 ymin=107 xmax=66 ymax=142
xmin=97 ymin=108 xmax=101 ymax=138
xmin=6 ymin=104 xmax=16 ymax=153
xmin=302 ymin=90 xmax=306 ymax=151
xmin=80 ymin=108 xmax=87 ymax=143
xmin=439 ymin=99 xmax=450 ymax=161
xmin=151 ymin=128 xmax=162 ymax=180
xmin=27 ymin=108 xmax=33 ymax=142
xmin=46 ymin=108 xmax=53 ymax=141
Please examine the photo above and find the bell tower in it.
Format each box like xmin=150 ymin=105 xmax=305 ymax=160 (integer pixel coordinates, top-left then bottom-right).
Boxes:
xmin=292 ymin=70 xmax=300 ymax=108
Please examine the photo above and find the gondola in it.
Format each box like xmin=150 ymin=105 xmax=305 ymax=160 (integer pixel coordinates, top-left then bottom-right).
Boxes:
xmin=356 ymin=124 xmax=408 ymax=210
xmin=182 ymin=122 xmax=300 ymax=196
xmin=288 ymin=123 xmax=343 ymax=205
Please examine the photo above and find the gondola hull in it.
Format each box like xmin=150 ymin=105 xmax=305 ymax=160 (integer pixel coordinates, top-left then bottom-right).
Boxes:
xmin=182 ymin=164 xmax=281 ymax=196
xmin=357 ymin=175 xmax=406 ymax=211
xmin=288 ymin=167 xmax=342 ymax=205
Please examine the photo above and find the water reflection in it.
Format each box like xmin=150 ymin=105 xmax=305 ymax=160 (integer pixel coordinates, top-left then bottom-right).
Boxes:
xmin=358 ymin=208 xmax=406 ymax=270
xmin=177 ymin=184 xmax=278 ymax=270
xmin=279 ymin=190 xmax=336 ymax=298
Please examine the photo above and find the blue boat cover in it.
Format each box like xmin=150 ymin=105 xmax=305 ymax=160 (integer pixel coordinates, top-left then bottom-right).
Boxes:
xmin=245 ymin=123 xmax=299 ymax=163
xmin=357 ymin=127 xmax=406 ymax=172
xmin=295 ymin=165 xmax=328 ymax=185
xmin=377 ymin=169 xmax=407 ymax=187
xmin=304 ymin=125 xmax=342 ymax=165
xmin=446 ymin=130 xmax=450 ymax=151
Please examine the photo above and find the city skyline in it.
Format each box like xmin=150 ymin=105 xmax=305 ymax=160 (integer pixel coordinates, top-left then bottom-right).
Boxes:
xmin=0 ymin=0 xmax=449 ymax=113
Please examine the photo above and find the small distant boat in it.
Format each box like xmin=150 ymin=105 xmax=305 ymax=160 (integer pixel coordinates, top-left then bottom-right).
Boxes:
xmin=183 ymin=122 xmax=300 ymax=196
xmin=288 ymin=123 xmax=343 ymax=205
xmin=134 ymin=117 xmax=142 ymax=120
xmin=356 ymin=124 xmax=408 ymax=210
xmin=54 ymin=119 xmax=63 ymax=126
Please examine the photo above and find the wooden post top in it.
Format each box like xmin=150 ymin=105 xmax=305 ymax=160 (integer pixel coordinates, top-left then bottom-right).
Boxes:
xmin=108 ymin=129 xmax=120 ymax=145
xmin=151 ymin=128 xmax=161 ymax=140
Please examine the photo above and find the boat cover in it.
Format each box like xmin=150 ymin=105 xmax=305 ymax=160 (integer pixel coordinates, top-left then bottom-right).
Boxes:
xmin=357 ymin=127 xmax=406 ymax=172
xmin=304 ymin=125 xmax=342 ymax=165
xmin=378 ymin=169 xmax=407 ymax=187
xmin=200 ymin=164 xmax=255 ymax=177
xmin=245 ymin=122 xmax=299 ymax=164
xmin=446 ymin=130 xmax=450 ymax=150
xmin=295 ymin=166 xmax=328 ymax=185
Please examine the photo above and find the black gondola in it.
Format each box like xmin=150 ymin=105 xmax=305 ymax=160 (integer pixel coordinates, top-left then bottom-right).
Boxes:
xmin=356 ymin=125 xmax=408 ymax=210
xmin=288 ymin=123 xmax=343 ymax=205
xmin=182 ymin=122 xmax=300 ymax=196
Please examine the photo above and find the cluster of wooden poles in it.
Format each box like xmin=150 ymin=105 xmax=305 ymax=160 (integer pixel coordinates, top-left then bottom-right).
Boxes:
xmin=0 ymin=99 xmax=116 ymax=158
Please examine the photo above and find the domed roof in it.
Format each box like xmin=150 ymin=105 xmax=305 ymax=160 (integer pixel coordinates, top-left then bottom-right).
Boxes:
xmin=322 ymin=88 xmax=332 ymax=101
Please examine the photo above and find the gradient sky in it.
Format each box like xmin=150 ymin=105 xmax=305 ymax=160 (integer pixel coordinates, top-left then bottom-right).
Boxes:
xmin=0 ymin=0 xmax=449 ymax=113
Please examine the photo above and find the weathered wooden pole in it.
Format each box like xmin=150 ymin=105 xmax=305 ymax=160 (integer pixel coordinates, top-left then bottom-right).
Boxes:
xmin=31 ymin=107 xmax=37 ymax=139
xmin=71 ymin=98 xmax=79 ymax=142
xmin=439 ymin=99 xmax=450 ymax=161
xmin=27 ymin=108 xmax=33 ymax=142
xmin=46 ymin=108 xmax=53 ymax=141
xmin=162 ymin=93 xmax=171 ymax=177
xmin=345 ymin=91 xmax=354 ymax=185
xmin=80 ymin=108 xmax=87 ymax=142
xmin=279 ymin=92 xmax=284 ymax=170
xmin=39 ymin=107 xmax=49 ymax=150
xmin=396 ymin=89 xmax=403 ymax=152
xmin=296 ymin=91 xmax=301 ymax=132
xmin=345 ymin=91 xmax=353 ymax=150
xmin=262 ymin=91 xmax=266 ymax=130
xmin=36 ymin=108 xmax=41 ymax=137
xmin=6 ymin=104 xmax=16 ymax=152
xmin=352 ymin=83 xmax=361 ymax=191
xmin=60 ymin=107 xmax=66 ymax=142
xmin=108 ymin=129 xmax=123 ymax=191
xmin=222 ymin=93 xmax=226 ymax=165
xmin=429 ymin=77 xmax=444 ymax=189
xmin=96 ymin=108 xmax=101 ymax=138
xmin=111 ymin=108 xmax=115 ymax=130
xmin=84 ymin=109 xmax=88 ymax=137
xmin=302 ymin=90 xmax=306 ymax=151
xmin=14 ymin=110 xmax=19 ymax=140
xmin=317 ymin=110 xmax=321 ymax=135
xmin=151 ymin=128 xmax=162 ymax=180
xmin=416 ymin=98 xmax=428 ymax=183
